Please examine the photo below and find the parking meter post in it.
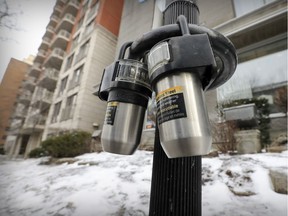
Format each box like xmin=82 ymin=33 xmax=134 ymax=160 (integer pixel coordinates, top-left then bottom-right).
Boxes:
xmin=149 ymin=1 xmax=202 ymax=215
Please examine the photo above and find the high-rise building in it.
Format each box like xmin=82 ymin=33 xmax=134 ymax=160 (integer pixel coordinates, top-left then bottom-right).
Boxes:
xmin=0 ymin=58 xmax=32 ymax=153
xmin=6 ymin=0 xmax=124 ymax=158
xmin=6 ymin=0 xmax=287 ymax=157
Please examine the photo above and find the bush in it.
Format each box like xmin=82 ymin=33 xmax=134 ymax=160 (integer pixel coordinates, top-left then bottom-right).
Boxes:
xmin=41 ymin=131 xmax=91 ymax=158
xmin=29 ymin=147 xmax=49 ymax=158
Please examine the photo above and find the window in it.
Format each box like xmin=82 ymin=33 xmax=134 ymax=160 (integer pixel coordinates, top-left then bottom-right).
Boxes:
xmin=82 ymin=0 xmax=89 ymax=14
xmin=51 ymin=102 xmax=62 ymax=123
xmin=233 ymin=0 xmax=276 ymax=17
xmin=75 ymin=39 xmax=90 ymax=63
xmin=87 ymin=1 xmax=100 ymax=20
xmin=69 ymin=64 xmax=84 ymax=89
xmin=84 ymin=20 xmax=94 ymax=37
xmin=217 ymin=50 xmax=287 ymax=104
xmin=71 ymin=34 xmax=80 ymax=50
xmin=58 ymin=76 xmax=68 ymax=96
xmin=61 ymin=94 xmax=78 ymax=121
xmin=67 ymin=94 xmax=77 ymax=107
xmin=65 ymin=54 xmax=74 ymax=71
xmin=76 ymin=16 xmax=84 ymax=32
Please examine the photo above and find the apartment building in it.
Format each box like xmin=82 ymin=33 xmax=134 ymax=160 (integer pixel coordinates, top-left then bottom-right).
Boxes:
xmin=6 ymin=0 xmax=287 ymax=157
xmin=0 ymin=58 xmax=32 ymax=153
xmin=6 ymin=0 xmax=124 ymax=158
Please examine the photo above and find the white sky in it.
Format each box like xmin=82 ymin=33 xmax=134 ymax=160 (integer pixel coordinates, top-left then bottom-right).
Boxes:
xmin=0 ymin=0 xmax=56 ymax=82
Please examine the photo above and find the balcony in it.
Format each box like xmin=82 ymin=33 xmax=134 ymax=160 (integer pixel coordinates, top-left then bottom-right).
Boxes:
xmin=48 ymin=15 xmax=60 ymax=28
xmin=39 ymin=37 xmax=51 ymax=50
xmin=34 ymin=49 xmax=47 ymax=63
xmin=223 ymin=103 xmax=258 ymax=128
xmin=43 ymin=48 xmax=65 ymax=70
xmin=61 ymin=0 xmax=80 ymax=17
xmin=215 ymin=0 xmax=287 ymax=63
xmin=38 ymin=68 xmax=59 ymax=91
xmin=33 ymin=89 xmax=53 ymax=112
xmin=8 ymin=120 xmax=23 ymax=135
xmin=22 ymin=114 xmax=46 ymax=133
xmin=43 ymin=26 xmax=54 ymax=39
xmin=22 ymin=77 xmax=35 ymax=92
xmin=28 ymin=63 xmax=42 ymax=77
xmin=53 ymin=5 xmax=63 ymax=17
xmin=56 ymin=13 xmax=75 ymax=33
xmin=13 ymin=107 xmax=28 ymax=119
xmin=51 ymin=30 xmax=71 ymax=50
xmin=18 ymin=91 xmax=32 ymax=106
xmin=55 ymin=0 xmax=67 ymax=8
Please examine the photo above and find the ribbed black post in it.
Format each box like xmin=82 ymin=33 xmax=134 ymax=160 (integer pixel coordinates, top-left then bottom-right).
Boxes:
xmin=149 ymin=1 xmax=202 ymax=215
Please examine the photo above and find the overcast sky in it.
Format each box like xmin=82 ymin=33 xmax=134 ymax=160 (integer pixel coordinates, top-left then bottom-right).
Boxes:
xmin=0 ymin=0 xmax=56 ymax=82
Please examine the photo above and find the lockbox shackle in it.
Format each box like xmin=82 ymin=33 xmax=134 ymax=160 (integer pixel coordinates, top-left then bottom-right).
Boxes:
xmin=128 ymin=19 xmax=238 ymax=91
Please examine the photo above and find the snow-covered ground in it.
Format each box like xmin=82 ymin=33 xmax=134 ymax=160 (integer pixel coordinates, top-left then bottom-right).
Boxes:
xmin=0 ymin=151 xmax=287 ymax=216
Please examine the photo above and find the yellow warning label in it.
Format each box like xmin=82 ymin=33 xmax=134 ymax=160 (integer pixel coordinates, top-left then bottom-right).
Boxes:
xmin=108 ymin=101 xmax=118 ymax=107
xmin=156 ymin=86 xmax=184 ymax=102
xmin=105 ymin=102 xmax=118 ymax=125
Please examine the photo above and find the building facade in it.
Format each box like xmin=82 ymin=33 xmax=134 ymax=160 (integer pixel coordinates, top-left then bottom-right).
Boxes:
xmin=0 ymin=58 xmax=32 ymax=153
xmin=5 ymin=0 xmax=287 ymax=157
xmin=115 ymin=0 xmax=287 ymax=147
xmin=6 ymin=0 xmax=124 ymax=158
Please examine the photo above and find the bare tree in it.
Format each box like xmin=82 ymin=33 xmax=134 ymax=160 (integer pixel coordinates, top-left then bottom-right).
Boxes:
xmin=0 ymin=0 xmax=21 ymax=31
xmin=211 ymin=120 xmax=238 ymax=154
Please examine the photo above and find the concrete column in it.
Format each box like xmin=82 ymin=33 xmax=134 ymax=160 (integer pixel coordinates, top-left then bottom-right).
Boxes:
xmin=12 ymin=136 xmax=23 ymax=158
xmin=24 ymin=133 xmax=42 ymax=158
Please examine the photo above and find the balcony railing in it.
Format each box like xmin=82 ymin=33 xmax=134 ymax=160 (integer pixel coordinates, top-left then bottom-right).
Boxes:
xmin=23 ymin=114 xmax=46 ymax=132
xmin=8 ymin=120 xmax=23 ymax=135
xmin=22 ymin=77 xmax=35 ymax=91
xmin=49 ymin=15 xmax=60 ymax=27
xmin=55 ymin=0 xmax=67 ymax=7
xmin=54 ymin=5 xmax=63 ymax=16
xmin=43 ymin=48 xmax=65 ymax=70
xmin=51 ymin=29 xmax=71 ymax=50
xmin=32 ymin=88 xmax=54 ymax=111
xmin=29 ymin=63 xmax=42 ymax=77
xmin=38 ymin=68 xmax=59 ymax=91
xmin=61 ymin=0 xmax=80 ymax=17
xmin=56 ymin=13 xmax=75 ymax=32
xmin=39 ymin=37 xmax=51 ymax=50
xmin=13 ymin=107 xmax=28 ymax=119
xmin=223 ymin=103 xmax=258 ymax=128
xmin=18 ymin=91 xmax=32 ymax=106
xmin=34 ymin=49 xmax=47 ymax=63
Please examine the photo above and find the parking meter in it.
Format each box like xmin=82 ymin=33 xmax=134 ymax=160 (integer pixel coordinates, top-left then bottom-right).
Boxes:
xmin=98 ymin=44 xmax=152 ymax=155
xmin=147 ymin=16 xmax=215 ymax=158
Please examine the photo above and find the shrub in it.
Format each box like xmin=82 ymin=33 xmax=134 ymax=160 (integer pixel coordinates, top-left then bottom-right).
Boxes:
xmin=28 ymin=147 xmax=49 ymax=158
xmin=41 ymin=131 xmax=91 ymax=158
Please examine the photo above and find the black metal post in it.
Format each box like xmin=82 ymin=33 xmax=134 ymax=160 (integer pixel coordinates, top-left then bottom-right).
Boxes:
xmin=149 ymin=1 xmax=202 ymax=215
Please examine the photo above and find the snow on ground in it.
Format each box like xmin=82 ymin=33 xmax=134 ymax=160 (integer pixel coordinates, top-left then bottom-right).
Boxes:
xmin=0 ymin=151 xmax=287 ymax=216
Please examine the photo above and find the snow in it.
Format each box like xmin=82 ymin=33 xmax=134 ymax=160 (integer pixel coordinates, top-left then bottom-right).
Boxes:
xmin=0 ymin=151 xmax=287 ymax=216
